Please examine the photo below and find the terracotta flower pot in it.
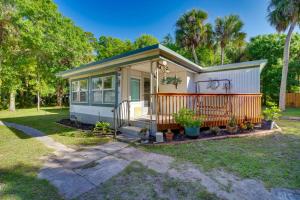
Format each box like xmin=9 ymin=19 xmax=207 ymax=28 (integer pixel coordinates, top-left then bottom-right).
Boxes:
xmin=165 ymin=132 xmax=174 ymax=142
xmin=226 ymin=125 xmax=238 ymax=134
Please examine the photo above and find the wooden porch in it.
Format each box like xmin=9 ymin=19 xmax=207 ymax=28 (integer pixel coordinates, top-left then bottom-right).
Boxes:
xmin=152 ymin=93 xmax=262 ymax=131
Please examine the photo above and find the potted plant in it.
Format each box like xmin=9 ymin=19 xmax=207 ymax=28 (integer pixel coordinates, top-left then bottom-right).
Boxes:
xmin=139 ymin=128 xmax=149 ymax=143
xmin=226 ymin=116 xmax=238 ymax=134
xmin=173 ymin=108 xmax=204 ymax=138
xmin=262 ymin=102 xmax=281 ymax=130
xmin=165 ymin=129 xmax=174 ymax=142
xmin=239 ymin=122 xmax=247 ymax=133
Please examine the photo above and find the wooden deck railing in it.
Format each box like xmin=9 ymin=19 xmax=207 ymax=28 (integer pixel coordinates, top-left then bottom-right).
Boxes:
xmin=154 ymin=93 xmax=262 ymax=130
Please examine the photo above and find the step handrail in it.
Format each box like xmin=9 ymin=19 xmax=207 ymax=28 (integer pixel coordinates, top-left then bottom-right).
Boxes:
xmin=112 ymin=100 xmax=130 ymax=137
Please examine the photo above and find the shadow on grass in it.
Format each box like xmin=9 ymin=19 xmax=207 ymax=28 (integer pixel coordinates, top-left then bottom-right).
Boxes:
xmin=0 ymin=164 xmax=62 ymax=200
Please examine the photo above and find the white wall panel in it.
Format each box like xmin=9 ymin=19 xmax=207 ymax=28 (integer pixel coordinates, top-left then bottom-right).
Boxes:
xmin=194 ymin=67 xmax=260 ymax=93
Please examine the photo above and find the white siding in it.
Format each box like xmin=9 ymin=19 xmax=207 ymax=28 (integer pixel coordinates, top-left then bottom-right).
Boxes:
xmin=70 ymin=104 xmax=113 ymax=118
xmin=195 ymin=67 xmax=260 ymax=94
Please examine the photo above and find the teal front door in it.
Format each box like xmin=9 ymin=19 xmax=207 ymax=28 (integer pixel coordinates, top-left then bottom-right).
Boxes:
xmin=130 ymin=78 xmax=140 ymax=101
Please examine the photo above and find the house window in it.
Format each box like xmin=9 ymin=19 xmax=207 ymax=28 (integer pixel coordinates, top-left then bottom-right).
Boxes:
xmin=91 ymin=75 xmax=115 ymax=104
xmin=71 ymin=79 xmax=88 ymax=103
xmin=130 ymin=78 xmax=140 ymax=101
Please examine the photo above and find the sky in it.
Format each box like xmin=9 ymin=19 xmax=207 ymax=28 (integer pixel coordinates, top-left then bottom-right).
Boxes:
xmin=53 ymin=0 xmax=299 ymax=42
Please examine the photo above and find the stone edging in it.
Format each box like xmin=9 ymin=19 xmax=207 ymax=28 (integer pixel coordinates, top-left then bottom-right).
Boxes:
xmin=145 ymin=128 xmax=282 ymax=146
xmin=281 ymin=116 xmax=300 ymax=121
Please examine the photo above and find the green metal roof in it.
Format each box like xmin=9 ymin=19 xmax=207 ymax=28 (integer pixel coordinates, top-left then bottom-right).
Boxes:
xmin=56 ymin=43 xmax=267 ymax=78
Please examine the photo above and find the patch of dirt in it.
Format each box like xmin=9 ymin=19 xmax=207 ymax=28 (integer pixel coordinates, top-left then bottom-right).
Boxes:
xmin=57 ymin=118 xmax=94 ymax=130
xmin=76 ymin=161 xmax=219 ymax=200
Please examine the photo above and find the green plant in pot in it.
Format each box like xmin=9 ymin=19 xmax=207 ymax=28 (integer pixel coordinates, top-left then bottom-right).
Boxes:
xmin=262 ymin=102 xmax=281 ymax=130
xmin=173 ymin=108 xmax=204 ymax=138
xmin=226 ymin=116 xmax=238 ymax=134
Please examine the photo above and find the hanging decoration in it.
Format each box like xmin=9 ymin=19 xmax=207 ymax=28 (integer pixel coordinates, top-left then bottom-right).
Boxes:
xmin=207 ymin=78 xmax=220 ymax=90
xmin=161 ymin=75 xmax=182 ymax=89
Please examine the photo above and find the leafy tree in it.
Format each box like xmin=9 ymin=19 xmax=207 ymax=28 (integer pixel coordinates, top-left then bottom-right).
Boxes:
xmin=96 ymin=36 xmax=132 ymax=60
xmin=247 ymin=33 xmax=300 ymax=103
xmin=0 ymin=0 xmax=22 ymax=111
xmin=267 ymin=0 xmax=300 ymax=110
xmin=133 ymin=34 xmax=158 ymax=49
xmin=175 ymin=9 xmax=211 ymax=64
xmin=214 ymin=15 xmax=246 ymax=65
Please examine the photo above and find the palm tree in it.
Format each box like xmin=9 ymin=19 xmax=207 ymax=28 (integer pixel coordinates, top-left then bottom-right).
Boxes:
xmin=214 ymin=15 xmax=246 ymax=65
xmin=268 ymin=0 xmax=300 ymax=111
xmin=175 ymin=9 xmax=211 ymax=64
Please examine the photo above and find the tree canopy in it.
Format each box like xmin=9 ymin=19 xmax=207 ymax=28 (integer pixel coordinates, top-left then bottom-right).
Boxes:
xmin=0 ymin=0 xmax=299 ymax=110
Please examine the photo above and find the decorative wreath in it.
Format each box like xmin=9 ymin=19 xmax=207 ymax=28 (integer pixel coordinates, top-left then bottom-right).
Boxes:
xmin=207 ymin=79 xmax=220 ymax=90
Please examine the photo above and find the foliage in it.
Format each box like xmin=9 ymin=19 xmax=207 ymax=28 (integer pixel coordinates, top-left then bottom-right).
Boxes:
xmin=214 ymin=15 xmax=246 ymax=64
xmin=246 ymin=34 xmax=300 ymax=103
xmin=267 ymin=0 xmax=300 ymax=110
xmin=0 ymin=0 xmax=95 ymax=110
xmin=227 ymin=116 xmax=237 ymax=127
xmin=161 ymin=76 xmax=182 ymax=88
xmin=175 ymin=9 xmax=211 ymax=64
xmin=96 ymin=36 xmax=133 ymax=60
xmin=263 ymin=101 xmax=281 ymax=121
xmin=210 ymin=126 xmax=221 ymax=136
xmin=240 ymin=120 xmax=254 ymax=131
xmin=173 ymin=108 xmax=204 ymax=128
xmin=94 ymin=121 xmax=111 ymax=134
xmin=133 ymin=34 xmax=158 ymax=48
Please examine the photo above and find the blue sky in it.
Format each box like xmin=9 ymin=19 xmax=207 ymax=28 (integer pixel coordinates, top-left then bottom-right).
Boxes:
xmin=53 ymin=0 xmax=299 ymax=42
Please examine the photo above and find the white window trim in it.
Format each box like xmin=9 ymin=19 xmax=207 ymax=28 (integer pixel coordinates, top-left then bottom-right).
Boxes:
xmin=71 ymin=79 xmax=88 ymax=103
xmin=91 ymin=75 xmax=115 ymax=104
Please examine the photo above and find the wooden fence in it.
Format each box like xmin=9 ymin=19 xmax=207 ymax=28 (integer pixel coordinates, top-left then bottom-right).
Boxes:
xmin=154 ymin=93 xmax=262 ymax=130
xmin=286 ymin=93 xmax=300 ymax=107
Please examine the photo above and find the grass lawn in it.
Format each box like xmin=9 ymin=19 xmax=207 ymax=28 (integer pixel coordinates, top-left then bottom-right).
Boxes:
xmin=0 ymin=107 xmax=110 ymax=148
xmin=144 ymin=120 xmax=300 ymax=189
xmin=282 ymin=107 xmax=300 ymax=117
xmin=77 ymin=161 xmax=218 ymax=200
xmin=0 ymin=126 xmax=62 ymax=200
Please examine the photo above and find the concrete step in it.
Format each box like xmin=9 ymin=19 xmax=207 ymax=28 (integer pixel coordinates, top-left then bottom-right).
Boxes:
xmin=119 ymin=126 xmax=142 ymax=138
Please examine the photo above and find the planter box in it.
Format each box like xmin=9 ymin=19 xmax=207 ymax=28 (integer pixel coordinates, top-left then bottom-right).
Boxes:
xmin=184 ymin=127 xmax=200 ymax=138
xmin=262 ymin=120 xmax=275 ymax=130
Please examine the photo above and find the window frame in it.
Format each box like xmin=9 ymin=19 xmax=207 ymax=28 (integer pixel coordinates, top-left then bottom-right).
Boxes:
xmin=91 ymin=75 xmax=115 ymax=105
xmin=71 ymin=78 xmax=89 ymax=104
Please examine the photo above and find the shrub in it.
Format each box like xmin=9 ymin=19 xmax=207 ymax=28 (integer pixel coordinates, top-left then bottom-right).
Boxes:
xmin=94 ymin=121 xmax=111 ymax=134
xmin=173 ymin=108 xmax=204 ymax=128
xmin=227 ymin=116 xmax=237 ymax=127
xmin=210 ymin=127 xmax=221 ymax=135
xmin=263 ymin=101 xmax=281 ymax=121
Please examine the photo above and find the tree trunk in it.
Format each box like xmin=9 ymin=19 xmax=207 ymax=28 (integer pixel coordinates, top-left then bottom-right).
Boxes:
xmin=191 ymin=44 xmax=199 ymax=64
xmin=37 ymin=91 xmax=40 ymax=111
xmin=56 ymin=81 xmax=63 ymax=107
xmin=9 ymin=92 xmax=16 ymax=112
xmin=221 ymin=47 xmax=225 ymax=65
xmin=279 ymin=22 xmax=296 ymax=111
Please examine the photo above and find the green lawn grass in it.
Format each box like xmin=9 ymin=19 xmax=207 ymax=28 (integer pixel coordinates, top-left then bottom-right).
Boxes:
xmin=0 ymin=126 xmax=62 ymax=200
xmin=0 ymin=107 xmax=110 ymax=148
xmin=144 ymin=120 xmax=300 ymax=189
xmin=282 ymin=107 xmax=300 ymax=117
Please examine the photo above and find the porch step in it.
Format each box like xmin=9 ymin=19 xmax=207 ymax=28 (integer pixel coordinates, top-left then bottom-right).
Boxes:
xmin=119 ymin=126 xmax=142 ymax=138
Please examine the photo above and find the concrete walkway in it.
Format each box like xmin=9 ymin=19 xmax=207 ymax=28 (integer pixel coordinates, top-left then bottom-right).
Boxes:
xmin=1 ymin=121 xmax=299 ymax=200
